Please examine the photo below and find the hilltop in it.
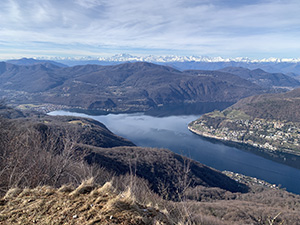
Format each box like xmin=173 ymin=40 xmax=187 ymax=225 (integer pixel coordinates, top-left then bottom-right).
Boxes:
xmin=231 ymin=87 xmax=300 ymax=122
xmin=6 ymin=57 xmax=68 ymax=68
xmin=2 ymin=173 xmax=300 ymax=224
xmin=0 ymin=181 xmax=172 ymax=225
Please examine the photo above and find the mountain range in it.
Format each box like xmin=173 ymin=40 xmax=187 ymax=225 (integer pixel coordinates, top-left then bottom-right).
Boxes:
xmin=0 ymin=61 xmax=272 ymax=112
xmin=18 ymin=54 xmax=300 ymax=76
xmin=2 ymin=58 xmax=300 ymax=112
xmin=30 ymin=53 xmax=300 ymax=64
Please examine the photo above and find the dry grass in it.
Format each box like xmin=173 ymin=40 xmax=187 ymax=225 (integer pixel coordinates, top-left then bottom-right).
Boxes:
xmin=1 ymin=177 xmax=300 ymax=225
xmin=0 ymin=181 xmax=171 ymax=225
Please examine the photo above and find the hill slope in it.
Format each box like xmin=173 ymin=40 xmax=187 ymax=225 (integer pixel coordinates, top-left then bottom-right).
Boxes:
xmin=0 ymin=62 xmax=65 ymax=92
xmin=231 ymin=87 xmax=300 ymax=122
xmin=0 ymin=106 xmax=248 ymax=199
xmin=83 ymin=146 xmax=248 ymax=197
xmin=2 ymin=176 xmax=300 ymax=225
xmin=6 ymin=57 xmax=67 ymax=67
xmin=219 ymin=67 xmax=300 ymax=89
xmin=0 ymin=182 xmax=171 ymax=225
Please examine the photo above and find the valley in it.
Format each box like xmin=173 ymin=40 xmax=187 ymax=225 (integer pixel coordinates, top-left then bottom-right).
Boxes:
xmin=2 ymin=0 xmax=300 ymax=223
xmin=49 ymin=109 xmax=300 ymax=195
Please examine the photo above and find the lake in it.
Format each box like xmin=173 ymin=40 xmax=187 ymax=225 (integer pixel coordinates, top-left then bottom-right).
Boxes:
xmin=49 ymin=104 xmax=300 ymax=194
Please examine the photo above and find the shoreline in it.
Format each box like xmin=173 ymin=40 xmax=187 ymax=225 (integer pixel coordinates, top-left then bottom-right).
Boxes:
xmin=188 ymin=125 xmax=300 ymax=157
xmin=188 ymin=125 xmax=300 ymax=170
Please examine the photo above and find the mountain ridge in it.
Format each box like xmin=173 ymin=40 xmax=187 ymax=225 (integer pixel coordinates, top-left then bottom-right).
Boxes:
xmin=6 ymin=58 xmax=67 ymax=68
xmin=7 ymin=55 xmax=300 ymax=75
xmin=219 ymin=67 xmax=300 ymax=89
xmin=0 ymin=61 xmax=268 ymax=112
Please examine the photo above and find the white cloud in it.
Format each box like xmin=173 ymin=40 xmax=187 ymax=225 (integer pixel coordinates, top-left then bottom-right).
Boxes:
xmin=0 ymin=0 xmax=300 ymax=58
xmin=75 ymin=0 xmax=107 ymax=9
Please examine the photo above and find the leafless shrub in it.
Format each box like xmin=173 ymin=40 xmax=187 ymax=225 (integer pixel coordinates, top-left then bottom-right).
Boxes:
xmin=0 ymin=119 xmax=112 ymax=196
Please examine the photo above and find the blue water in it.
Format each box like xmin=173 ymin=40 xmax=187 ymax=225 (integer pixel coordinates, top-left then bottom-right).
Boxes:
xmin=49 ymin=111 xmax=300 ymax=194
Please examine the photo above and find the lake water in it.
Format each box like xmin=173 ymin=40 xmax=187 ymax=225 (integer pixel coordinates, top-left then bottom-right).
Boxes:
xmin=49 ymin=106 xmax=300 ymax=194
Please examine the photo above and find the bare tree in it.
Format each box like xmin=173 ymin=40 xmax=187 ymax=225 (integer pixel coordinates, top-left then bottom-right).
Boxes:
xmin=0 ymin=120 xmax=108 ymax=196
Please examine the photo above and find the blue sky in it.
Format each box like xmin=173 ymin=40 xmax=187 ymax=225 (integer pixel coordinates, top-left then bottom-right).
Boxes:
xmin=1 ymin=0 xmax=300 ymax=59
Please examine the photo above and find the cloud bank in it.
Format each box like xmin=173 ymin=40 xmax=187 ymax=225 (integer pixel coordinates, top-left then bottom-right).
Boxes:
xmin=1 ymin=0 xmax=300 ymax=58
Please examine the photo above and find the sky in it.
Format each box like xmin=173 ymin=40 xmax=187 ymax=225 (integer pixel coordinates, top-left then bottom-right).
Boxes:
xmin=0 ymin=0 xmax=300 ymax=59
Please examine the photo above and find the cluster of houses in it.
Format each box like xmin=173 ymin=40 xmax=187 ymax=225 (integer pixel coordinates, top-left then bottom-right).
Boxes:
xmin=190 ymin=116 xmax=300 ymax=154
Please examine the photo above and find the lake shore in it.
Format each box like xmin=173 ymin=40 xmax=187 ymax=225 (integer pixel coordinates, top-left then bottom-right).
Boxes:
xmin=188 ymin=125 xmax=300 ymax=170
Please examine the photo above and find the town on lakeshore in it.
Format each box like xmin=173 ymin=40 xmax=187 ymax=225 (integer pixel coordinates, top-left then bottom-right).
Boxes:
xmin=189 ymin=109 xmax=300 ymax=156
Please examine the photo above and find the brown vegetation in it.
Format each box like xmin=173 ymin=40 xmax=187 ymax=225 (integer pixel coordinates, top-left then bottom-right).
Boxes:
xmin=1 ymin=106 xmax=300 ymax=224
xmin=231 ymin=87 xmax=300 ymax=122
xmin=1 ymin=177 xmax=300 ymax=225
xmin=0 ymin=61 xmax=265 ymax=112
xmin=0 ymin=107 xmax=133 ymax=196
xmin=83 ymin=146 xmax=248 ymax=199
xmin=0 ymin=181 xmax=171 ymax=225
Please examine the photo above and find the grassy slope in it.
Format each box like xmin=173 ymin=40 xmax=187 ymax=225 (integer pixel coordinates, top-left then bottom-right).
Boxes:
xmin=1 ymin=179 xmax=300 ymax=225
xmin=0 ymin=181 xmax=171 ymax=225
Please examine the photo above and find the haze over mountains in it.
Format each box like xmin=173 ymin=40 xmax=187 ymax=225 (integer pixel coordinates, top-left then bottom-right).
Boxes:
xmin=219 ymin=67 xmax=300 ymax=89
xmin=6 ymin=58 xmax=67 ymax=68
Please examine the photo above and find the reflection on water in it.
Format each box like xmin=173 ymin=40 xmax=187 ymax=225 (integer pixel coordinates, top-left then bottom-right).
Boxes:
xmin=196 ymin=134 xmax=300 ymax=170
xmin=67 ymin=102 xmax=234 ymax=117
xmin=49 ymin=103 xmax=300 ymax=195
xmin=145 ymin=102 xmax=234 ymax=117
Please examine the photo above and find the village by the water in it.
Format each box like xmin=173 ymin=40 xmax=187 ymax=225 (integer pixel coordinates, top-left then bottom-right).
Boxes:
xmin=189 ymin=110 xmax=300 ymax=156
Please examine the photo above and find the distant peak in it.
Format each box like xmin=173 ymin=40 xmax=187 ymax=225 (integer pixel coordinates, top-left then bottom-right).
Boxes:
xmin=20 ymin=57 xmax=34 ymax=60
xmin=252 ymin=68 xmax=266 ymax=73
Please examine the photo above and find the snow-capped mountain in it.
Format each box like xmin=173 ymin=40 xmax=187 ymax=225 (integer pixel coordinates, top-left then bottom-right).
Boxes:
xmin=38 ymin=54 xmax=300 ymax=63
xmin=14 ymin=54 xmax=299 ymax=76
